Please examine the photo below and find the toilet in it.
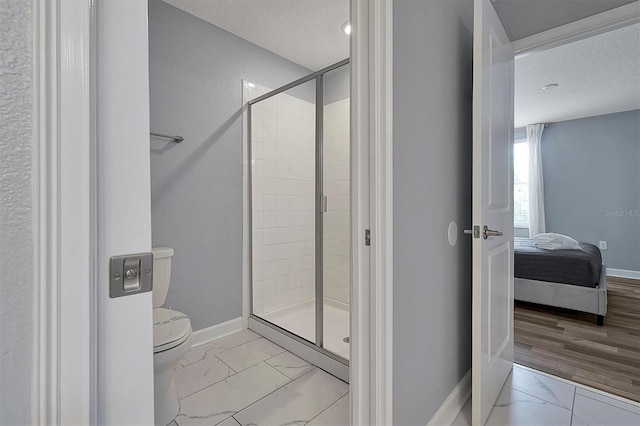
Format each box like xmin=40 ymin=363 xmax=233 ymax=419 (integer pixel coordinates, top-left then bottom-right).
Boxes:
xmin=152 ymin=247 xmax=192 ymax=426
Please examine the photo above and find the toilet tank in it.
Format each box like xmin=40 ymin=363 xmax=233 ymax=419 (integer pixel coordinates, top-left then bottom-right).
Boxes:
xmin=152 ymin=247 xmax=174 ymax=308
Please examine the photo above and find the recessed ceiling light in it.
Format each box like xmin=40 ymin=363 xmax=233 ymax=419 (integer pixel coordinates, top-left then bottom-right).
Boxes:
xmin=342 ymin=21 xmax=351 ymax=35
xmin=542 ymin=83 xmax=559 ymax=91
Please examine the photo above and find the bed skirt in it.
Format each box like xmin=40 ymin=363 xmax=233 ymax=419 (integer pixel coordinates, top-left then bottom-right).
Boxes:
xmin=514 ymin=264 xmax=607 ymax=317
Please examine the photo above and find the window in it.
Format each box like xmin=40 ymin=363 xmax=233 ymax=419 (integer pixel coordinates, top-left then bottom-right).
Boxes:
xmin=513 ymin=141 xmax=529 ymax=228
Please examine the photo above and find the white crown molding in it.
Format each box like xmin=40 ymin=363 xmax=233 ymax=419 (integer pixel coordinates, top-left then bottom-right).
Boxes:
xmin=513 ymin=2 xmax=640 ymax=56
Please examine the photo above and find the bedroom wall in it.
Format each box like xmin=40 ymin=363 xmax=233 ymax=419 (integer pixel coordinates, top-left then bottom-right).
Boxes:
xmin=542 ymin=110 xmax=640 ymax=273
xmin=148 ymin=1 xmax=311 ymax=330
xmin=393 ymin=0 xmax=474 ymax=424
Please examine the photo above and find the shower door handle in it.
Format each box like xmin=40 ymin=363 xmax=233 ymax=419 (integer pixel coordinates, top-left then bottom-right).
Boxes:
xmin=320 ymin=195 xmax=328 ymax=213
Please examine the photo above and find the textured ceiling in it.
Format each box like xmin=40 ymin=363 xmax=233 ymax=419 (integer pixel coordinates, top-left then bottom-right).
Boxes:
xmin=162 ymin=0 xmax=349 ymax=71
xmin=515 ymin=23 xmax=640 ymax=127
xmin=493 ymin=0 xmax=639 ymax=41
xmin=162 ymin=0 xmax=639 ymax=126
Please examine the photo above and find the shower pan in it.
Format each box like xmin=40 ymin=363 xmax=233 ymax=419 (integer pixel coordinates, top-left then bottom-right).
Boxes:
xmin=245 ymin=60 xmax=350 ymax=380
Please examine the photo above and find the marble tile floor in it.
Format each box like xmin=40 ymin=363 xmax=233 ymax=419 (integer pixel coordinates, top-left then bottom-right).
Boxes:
xmin=171 ymin=329 xmax=638 ymax=426
xmin=170 ymin=329 xmax=349 ymax=426
xmin=453 ymin=364 xmax=640 ymax=426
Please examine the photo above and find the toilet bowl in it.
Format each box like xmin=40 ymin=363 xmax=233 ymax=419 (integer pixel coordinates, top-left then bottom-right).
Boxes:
xmin=153 ymin=307 xmax=191 ymax=425
xmin=152 ymin=247 xmax=192 ymax=426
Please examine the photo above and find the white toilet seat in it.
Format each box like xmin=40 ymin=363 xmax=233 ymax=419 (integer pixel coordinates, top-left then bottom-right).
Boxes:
xmin=153 ymin=308 xmax=191 ymax=353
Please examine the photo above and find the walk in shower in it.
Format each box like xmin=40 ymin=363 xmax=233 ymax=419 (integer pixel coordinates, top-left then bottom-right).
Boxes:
xmin=244 ymin=60 xmax=350 ymax=378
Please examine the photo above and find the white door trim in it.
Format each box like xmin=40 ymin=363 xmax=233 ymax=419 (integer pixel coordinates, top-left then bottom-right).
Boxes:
xmin=32 ymin=0 xmax=95 ymax=424
xmin=351 ymin=0 xmax=393 ymax=424
xmin=37 ymin=0 xmax=396 ymax=423
xmin=512 ymin=2 xmax=640 ymax=55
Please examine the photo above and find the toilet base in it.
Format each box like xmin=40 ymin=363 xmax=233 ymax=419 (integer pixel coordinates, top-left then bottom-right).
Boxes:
xmin=154 ymin=366 xmax=180 ymax=426
xmin=154 ymin=333 xmax=191 ymax=426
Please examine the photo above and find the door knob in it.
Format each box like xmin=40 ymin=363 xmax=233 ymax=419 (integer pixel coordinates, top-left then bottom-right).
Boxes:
xmin=483 ymin=225 xmax=503 ymax=239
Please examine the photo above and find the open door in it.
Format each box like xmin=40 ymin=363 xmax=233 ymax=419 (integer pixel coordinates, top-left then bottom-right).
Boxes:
xmin=95 ymin=0 xmax=155 ymax=424
xmin=471 ymin=0 xmax=515 ymax=424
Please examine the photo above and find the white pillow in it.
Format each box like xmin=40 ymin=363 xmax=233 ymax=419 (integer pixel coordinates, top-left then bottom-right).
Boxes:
xmin=533 ymin=233 xmax=582 ymax=250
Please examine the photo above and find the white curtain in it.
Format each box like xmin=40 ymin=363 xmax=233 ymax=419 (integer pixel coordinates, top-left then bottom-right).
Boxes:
xmin=526 ymin=124 xmax=546 ymax=237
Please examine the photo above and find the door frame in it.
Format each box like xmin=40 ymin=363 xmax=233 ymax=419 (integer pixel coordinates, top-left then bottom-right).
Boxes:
xmin=34 ymin=0 xmax=637 ymax=423
xmin=32 ymin=0 xmax=95 ymax=424
xmin=34 ymin=0 xmax=394 ymax=425
xmin=351 ymin=0 xmax=394 ymax=424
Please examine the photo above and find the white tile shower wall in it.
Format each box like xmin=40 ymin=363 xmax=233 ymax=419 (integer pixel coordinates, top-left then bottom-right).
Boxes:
xmin=250 ymin=85 xmax=316 ymax=316
xmin=323 ymin=99 xmax=350 ymax=306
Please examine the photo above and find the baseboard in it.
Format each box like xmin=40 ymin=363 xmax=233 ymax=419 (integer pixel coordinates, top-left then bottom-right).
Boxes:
xmin=190 ymin=316 xmax=243 ymax=348
xmin=427 ymin=369 xmax=471 ymax=426
xmin=607 ymin=269 xmax=640 ymax=280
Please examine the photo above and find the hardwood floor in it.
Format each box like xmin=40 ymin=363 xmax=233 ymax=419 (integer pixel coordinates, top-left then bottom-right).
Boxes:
xmin=514 ymin=276 xmax=640 ymax=402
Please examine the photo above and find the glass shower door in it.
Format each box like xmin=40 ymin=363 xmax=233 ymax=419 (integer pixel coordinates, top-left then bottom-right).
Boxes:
xmin=248 ymin=61 xmax=350 ymax=366
xmin=250 ymin=79 xmax=317 ymax=343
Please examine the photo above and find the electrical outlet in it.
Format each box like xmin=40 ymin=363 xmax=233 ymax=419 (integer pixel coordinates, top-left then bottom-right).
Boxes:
xmin=599 ymin=241 xmax=608 ymax=250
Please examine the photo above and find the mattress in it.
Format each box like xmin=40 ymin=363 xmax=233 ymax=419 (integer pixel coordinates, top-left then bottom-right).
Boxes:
xmin=514 ymin=237 xmax=602 ymax=288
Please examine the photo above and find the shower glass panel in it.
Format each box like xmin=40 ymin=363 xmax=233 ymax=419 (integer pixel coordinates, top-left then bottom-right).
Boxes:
xmin=250 ymin=79 xmax=317 ymax=344
xmin=248 ymin=60 xmax=350 ymax=369
xmin=322 ymin=65 xmax=350 ymax=360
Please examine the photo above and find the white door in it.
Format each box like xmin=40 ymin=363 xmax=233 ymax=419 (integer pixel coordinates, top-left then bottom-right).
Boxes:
xmin=95 ymin=0 xmax=155 ymax=424
xmin=471 ymin=0 xmax=515 ymax=424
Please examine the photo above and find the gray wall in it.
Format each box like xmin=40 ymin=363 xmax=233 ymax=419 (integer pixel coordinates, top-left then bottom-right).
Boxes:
xmin=542 ymin=110 xmax=640 ymax=271
xmin=393 ymin=0 xmax=474 ymax=424
xmin=149 ymin=1 xmax=310 ymax=330
xmin=0 ymin=0 xmax=33 ymax=423
xmin=324 ymin=64 xmax=350 ymax=104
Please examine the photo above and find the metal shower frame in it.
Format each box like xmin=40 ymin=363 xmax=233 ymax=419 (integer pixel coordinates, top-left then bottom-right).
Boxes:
xmin=247 ymin=58 xmax=350 ymax=368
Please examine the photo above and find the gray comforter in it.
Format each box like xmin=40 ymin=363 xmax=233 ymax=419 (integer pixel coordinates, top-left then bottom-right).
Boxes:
xmin=514 ymin=237 xmax=602 ymax=288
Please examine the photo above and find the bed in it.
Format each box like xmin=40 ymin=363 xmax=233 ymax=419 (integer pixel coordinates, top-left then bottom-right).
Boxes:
xmin=514 ymin=237 xmax=607 ymax=325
